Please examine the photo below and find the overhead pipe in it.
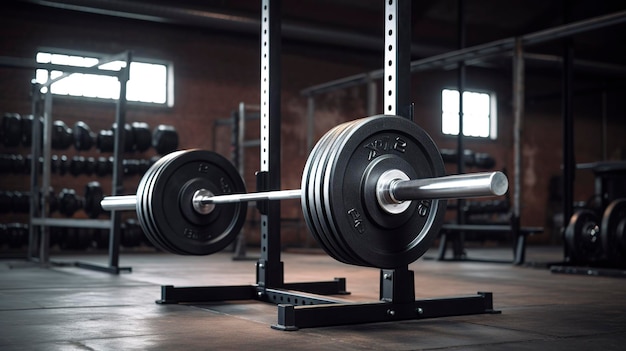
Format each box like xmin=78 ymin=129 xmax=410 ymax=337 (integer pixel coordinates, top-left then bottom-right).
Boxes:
xmin=21 ymin=0 xmax=448 ymax=57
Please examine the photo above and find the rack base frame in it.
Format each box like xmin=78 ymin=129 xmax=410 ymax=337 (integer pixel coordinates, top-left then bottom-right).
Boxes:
xmin=156 ymin=265 xmax=498 ymax=331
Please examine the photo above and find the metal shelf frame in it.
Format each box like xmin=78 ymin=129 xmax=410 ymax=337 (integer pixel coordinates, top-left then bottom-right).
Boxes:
xmin=12 ymin=51 xmax=134 ymax=274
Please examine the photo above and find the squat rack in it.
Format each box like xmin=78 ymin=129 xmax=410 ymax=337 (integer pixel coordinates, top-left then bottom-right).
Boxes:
xmin=301 ymin=9 xmax=626 ymax=265
xmin=157 ymin=0 xmax=497 ymax=331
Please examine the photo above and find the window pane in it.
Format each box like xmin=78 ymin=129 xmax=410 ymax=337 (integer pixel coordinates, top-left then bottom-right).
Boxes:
xmin=35 ymin=51 xmax=170 ymax=105
xmin=441 ymin=89 xmax=494 ymax=139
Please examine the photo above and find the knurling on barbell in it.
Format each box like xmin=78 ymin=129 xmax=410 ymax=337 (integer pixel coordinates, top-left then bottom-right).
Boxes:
xmin=101 ymin=115 xmax=509 ymax=267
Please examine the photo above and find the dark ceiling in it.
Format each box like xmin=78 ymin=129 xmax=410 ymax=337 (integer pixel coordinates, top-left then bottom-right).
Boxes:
xmin=15 ymin=0 xmax=626 ymax=80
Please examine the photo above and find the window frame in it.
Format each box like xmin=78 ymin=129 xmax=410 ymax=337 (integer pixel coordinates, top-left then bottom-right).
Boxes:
xmin=441 ymin=87 xmax=497 ymax=140
xmin=35 ymin=47 xmax=174 ymax=108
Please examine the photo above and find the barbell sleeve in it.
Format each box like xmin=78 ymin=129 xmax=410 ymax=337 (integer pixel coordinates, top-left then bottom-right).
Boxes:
xmin=391 ymin=171 xmax=508 ymax=201
xmin=101 ymin=171 xmax=507 ymax=212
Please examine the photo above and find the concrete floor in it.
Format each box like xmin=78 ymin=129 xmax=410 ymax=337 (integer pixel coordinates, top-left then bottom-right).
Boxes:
xmin=0 ymin=246 xmax=625 ymax=350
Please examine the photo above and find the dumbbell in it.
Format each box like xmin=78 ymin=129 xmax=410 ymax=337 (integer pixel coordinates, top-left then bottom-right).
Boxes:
xmin=84 ymin=181 xmax=104 ymax=218
xmin=111 ymin=123 xmax=135 ymax=152
xmin=0 ymin=191 xmax=12 ymax=212
xmin=95 ymin=156 xmax=113 ymax=176
xmin=20 ymin=115 xmax=43 ymax=147
xmin=132 ymin=122 xmax=152 ymax=152
xmin=51 ymin=154 xmax=69 ymax=175
xmin=0 ymin=154 xmax=27 ymax=173
xmin=97 ymin=129 xmax=115 ymax=152
xmin=5 ymin=223 xmax=28 ymax=248
xmin=121 ymin=218 xmax=144 ymax=247
xmin=0 ymin=191 xmax=30 ymax=213
xmin=51 ymin=120 xmax=73 ymax=150
xmin=69 ymin=156 xmax=86 ymax=176
xmin=58 ymin=188 xmax=83 ymax=217
xmin=73 ymin=121 xmax=96 ymax=151
xmin=2 ymin=113 xmax=22 ymax=147
xmin=152 ymin=124 xmax=179 ymax=155
xmin=12 ymin=191 xmax=30 ymax=213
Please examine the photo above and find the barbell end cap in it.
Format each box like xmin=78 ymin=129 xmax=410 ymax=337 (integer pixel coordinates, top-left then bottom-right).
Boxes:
xmin=491 ymin=171 xmax=509 ymax=196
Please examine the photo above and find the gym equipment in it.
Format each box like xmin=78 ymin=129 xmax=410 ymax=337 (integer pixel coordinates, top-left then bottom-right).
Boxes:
xmin=95 ymin=156 xmax=113 ymax=176
xmin=123 ymin=158 xmax=141 ymax=176
xmin=131 ymin=122 xmax=152 ymax=152
xmin=101 ymin=116 xmax=508 ymax=266
xmin=601 ymin=199 xmax=626 ymax=265
xmin=58 ymin=188 xmax=82 ymax=217
xmin=97 ymin=129 xmax=114 ymax=152
xmin=84 ymin=181 xmax=104 ymax=218
xmin=2 ymin=113 xmax=22 ymax=147
xmin=565 ymin=210 xmax=603 ymax=263
xmin=5 ymin=223 xmax=28 ymax=248
xmin=84 ymin=156 xmax=96 ymax=175
xmin=69 ymin=156 xmax=86 ymax=176
xmin=51 ymin=120 xmax=73 ymax=150
xmin=20 ymin=115 xmax=42 ymax=147
xmin=73 ymin=121 xmax=96 ymax=151
xmin=121 ymin=218 xmax=144 ymax=247
xmin=111 ymin=123 xmax=135 ymax=152
xmin=12 ymin=191 xmax=30 ymax=213
xmin=0 ymin=191 xmax=12 ymax=212
xmin=152 ymin=124 xmax=179 ymax=155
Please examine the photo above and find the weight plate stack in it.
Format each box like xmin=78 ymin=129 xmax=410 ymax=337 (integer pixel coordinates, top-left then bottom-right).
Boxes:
xmin=135 ymin=149 xmax=247 ymax=255
xmin=302 ymin=115 xmax=446 ymax=268
xmin=565 ymin=210 xmax=602 ymax=264
xmin=601 ymin=199 xmax=626 ymax=266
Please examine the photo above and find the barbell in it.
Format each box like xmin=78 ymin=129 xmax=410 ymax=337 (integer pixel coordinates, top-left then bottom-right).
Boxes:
xmin=101 ymin=115 xmax=508 ymax=268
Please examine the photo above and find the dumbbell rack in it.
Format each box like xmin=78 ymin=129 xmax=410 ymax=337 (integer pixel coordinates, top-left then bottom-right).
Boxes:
xmin=26 ymin=51 xmax=133 ymax=274
xmin=156 ymin=0 xmax=498 ymax=330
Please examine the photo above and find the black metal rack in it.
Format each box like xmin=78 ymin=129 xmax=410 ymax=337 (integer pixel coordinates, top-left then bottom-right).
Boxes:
xmin=156 ymin=0 xmax=498 ymax=330
xmin=0 ymin=52 xmax=133 ymax=274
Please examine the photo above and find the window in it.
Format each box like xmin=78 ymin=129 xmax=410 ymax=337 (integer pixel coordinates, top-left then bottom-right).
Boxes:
xmin=441 ymin=89 xmax=496 ymax=139
xmin=35 ymin=50 xmax=172 ymax=106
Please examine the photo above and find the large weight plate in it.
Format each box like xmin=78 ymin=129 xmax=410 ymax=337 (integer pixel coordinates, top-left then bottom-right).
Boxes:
xmin=601 ymin=199 xmax=626 ymax=265
xmin=137 ymin=151 xmax=187 ymax=254
xmin=565 ymin=210 xmax=602 ymax=263
xmin=314 ymin=120 xmax=369 ymax=266
xmin=302 ymin=122 xmax=353 ymax=263
xmin=310 ymin=115 xmax=445 ymax=268
xmin=138 ymin=149 xmax=247 ymax=255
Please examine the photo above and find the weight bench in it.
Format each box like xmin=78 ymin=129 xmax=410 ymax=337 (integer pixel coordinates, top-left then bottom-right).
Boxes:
xmin=437 ymin=224 xmax=543 ymax=265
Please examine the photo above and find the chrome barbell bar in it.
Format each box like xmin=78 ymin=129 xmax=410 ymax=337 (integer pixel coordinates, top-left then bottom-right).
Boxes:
xmin=101 ymin=171 xmax=507 ymax=214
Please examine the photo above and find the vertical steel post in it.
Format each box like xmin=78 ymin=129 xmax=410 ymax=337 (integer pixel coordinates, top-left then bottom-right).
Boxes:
xmin=562 ymin=42 xmax=575 ymax=260
xmin=512 ymin=38 xmax=525 ymax=256
xmin=28 ymin=83 xmax=42 ymax=261
xmin=258 ymin=0 xmax=284 ymax=288
xmin=38 ymin=87 xmax=53 ymax=265
xmin=454 ymin=0 xmax=467 ymax=258
xmin=108 ymin=52 xmax=131 ymax=270
xmin=384 ymin=0 xmax=411 ymax=119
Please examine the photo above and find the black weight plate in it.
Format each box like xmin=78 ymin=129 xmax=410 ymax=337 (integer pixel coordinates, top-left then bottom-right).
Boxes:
xmin=137 ymin=151 xmax=186 ymax=254
xmin=303 ymin=121 xmax=357 ymax=264
xmin=144 ymin=152 xmax=192 ymax=254
xmin=324 ymin=115 xmax=446 ymax=268
xmin=601 ymin=199 xmax=626 ymax=265
xmin=565 ymin=210 xmax=602 ymax=263
xmin=300 ymin=125 xmax=338 ymax=259
xmin=146 ymin=149 xmax=247 ymax=255
xmin=317 ymin=120 xmax=370 ymax=266
xmin=136 ymin=151 xmax=181 ymax=253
